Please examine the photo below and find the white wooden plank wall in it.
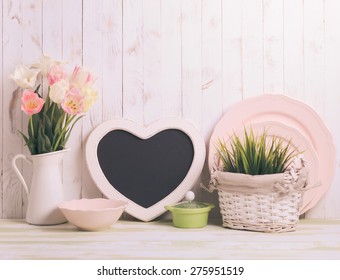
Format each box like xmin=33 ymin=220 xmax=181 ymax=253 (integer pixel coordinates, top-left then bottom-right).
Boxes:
xmin=0 ymin=0 xmax=339 ymax=219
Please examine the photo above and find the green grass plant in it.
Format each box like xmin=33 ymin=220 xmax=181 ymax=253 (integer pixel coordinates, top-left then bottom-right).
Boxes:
xmin=215 ymin=128 xmax=297 ymax=175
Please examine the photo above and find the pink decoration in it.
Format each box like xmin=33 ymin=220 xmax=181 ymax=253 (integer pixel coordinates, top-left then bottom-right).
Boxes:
xmin=208 ymin=94 xmax=336 ymax=214
xmin=21 ymin=89 xmax=45 ymax=116
xmin=70 ymin=66 xmax=95 ymax=89
xmin=47 ymin=65 xmax=67 ymax=86
xmin=61 ymin=87 xmax=84 ymax=115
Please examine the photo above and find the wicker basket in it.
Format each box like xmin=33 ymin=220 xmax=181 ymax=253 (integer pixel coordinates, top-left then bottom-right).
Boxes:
xmin=217 ymin=189 xmax=302 ymax=233
xmin=205 ymin=156 xmax=308 ymax=233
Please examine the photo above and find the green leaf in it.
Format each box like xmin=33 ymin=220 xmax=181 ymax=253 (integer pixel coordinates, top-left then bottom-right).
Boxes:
xmin=45 ymin=99 xmax=54 ymax=116
xmin=215 ymin=127 xmax=299 ymax=175
xmin=37 ymin=127 xmax=44 ymax=154
xmin=54 ymin=111 xmax=65 ymax=135
xmin=34 ymin=84 xmax=42 ymax=97
xmin=18 ymin=130 xmax=29 ymax=145
xmin=42 ymin=112 xmax=53 ymax=143
xmin=37 ymin=124 xmax=52 ymax=154
xmin=28 ymin=114 xmax=40 ymax=138
xmin=18 ymin=130 xmax=36 ymax=155
xmin=62 ymin=115 xmax=83 ymax=147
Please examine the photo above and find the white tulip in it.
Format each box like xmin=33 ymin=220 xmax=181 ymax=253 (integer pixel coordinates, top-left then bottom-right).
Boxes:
xmin=81 ymin=87 xmax=98 ymax=112
xmin=49 ymin=79 xmax=69 ymax=104
xmin=10 ymin=64 xmax=41 ymax=89
xmin=31 ymin=53 xmax=66 ymax=76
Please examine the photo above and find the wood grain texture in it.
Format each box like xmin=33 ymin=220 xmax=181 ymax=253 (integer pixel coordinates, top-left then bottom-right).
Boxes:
xmin=62 ymin=0 xmax=83 ymax=201
xmin=303 ymin=0 xmax=325 ymax=115
xmin=0 ymin=0 xmax=339 ymax=219
xmin=122 ymin=0 xmax=144 ymax=125
xmin=181 ymin=0 xmax=203 ymax=199
xmin=1 ymin=219 xmax=340 ymax=259
xmin=21 ymin=0 xmax=43 ymax=218
xmin=200 ymin=0 xmax=223 ymax=210
xmin=2 ymin=0 xmax=25 ymax=218
xmin=102 ymin=0 xmax=123 ymax=121
xmin=222 ymin=0 xmax=243 ymax=107
xmin=143 ymin=0 xmax=162 ymax=126
xmin=307 ymin=0 xmax=340 ymax=219
xmin=0 ymin=0 xmax=3 ymax=217
xmin=160 ymin=0 xmax=182 ymax=118
xmin=242 ymin=0 xmax=264 ymax=98
xmin=263 ymin=0 xmax=284 ymax=93
xmin=201 ymin=0 xmax=222 ymax=139
xmin=283 ymin=0 xmax=304 ymax=99
xmin=181 ymin=0 xmax=202 ymax=129
xmin=82 ymin=0 xmax=104 ymax=199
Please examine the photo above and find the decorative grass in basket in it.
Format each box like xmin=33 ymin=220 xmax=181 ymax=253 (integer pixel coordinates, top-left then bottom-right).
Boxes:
xmin=205 ymin=128 xmax=308 ymax=233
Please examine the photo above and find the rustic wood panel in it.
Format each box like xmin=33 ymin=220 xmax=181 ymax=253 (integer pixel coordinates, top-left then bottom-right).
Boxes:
xmin=200 ymin=0 xmax=223 ymax=209
xmin=62 ymin=0 xmax=83 ymax=201
xmin=3 ymin=0 xmax=26 ymax=218
xmin=222 ymin=0 xmax=243 ymax=107
xmin=0 ymin=0 xmax=339 ymax=219
xmin=122 ymin=0 xmax=144 ymax=125
xmin=201 ymin=0 xmax=223 ymax=139
xmin=303 ymin=0 xmax=328 ymax=219
xmin=308 ymin=0 xmax=340 ymax=218
xmin=160 ymin=0 xmax=182 ymax=118
xmin=303 ymin=0 xmax=325 ymax=114
xmin=21 ymin=0 xmax=43 ymax=218
xmin=283 ymin=0 xmax=304 ymax=99
xmin=42 ymin=0 xmax=84 ymax=202
xmin=143 ymin=0 xmax=162 ymax=126
xmin=0 ymin=0 xmax=3 ymax=217
xmin=102 ymin=0 xmax=123 ymax=121
xmin=81 ymin=0 xmax=104 ymax=199
xmin=1 ymin=219 xmax=340 ymax=259
xmin=242 ymin=0 xmax=264 ymax=98
xmin=181 ymin=0 xmax=202 ymax=130
xmin=181 ymin=0 xmax=202 ymax=199
xmin=263 ymin=0 xmax=284 ymax=93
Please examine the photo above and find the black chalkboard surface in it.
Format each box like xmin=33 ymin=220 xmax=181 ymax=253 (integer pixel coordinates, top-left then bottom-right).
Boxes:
xmin=86 ymin=118 xmax=206 ymax=221
xmin=97 ymin=129 xmax=194 ymax=208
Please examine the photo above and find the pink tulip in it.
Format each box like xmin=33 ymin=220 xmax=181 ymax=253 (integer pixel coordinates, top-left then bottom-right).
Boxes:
xmin=70 ymin=66 xmax=95 ymax=88
xmin=47 ymin=65 xmax=67 ymax=86
xmin=21 ymin=89 xmax=45 ymax=116
xmin=61 ymin=88 xmax=84 ymax=115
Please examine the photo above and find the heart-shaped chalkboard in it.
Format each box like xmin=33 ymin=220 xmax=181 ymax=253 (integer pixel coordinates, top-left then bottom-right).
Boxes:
xmin=85 ymin=118 xmax=206 ymax=221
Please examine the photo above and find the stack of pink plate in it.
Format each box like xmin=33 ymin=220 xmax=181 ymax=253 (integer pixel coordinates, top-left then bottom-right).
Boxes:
xmin=208 ymin=94 xmax=336 ymax=214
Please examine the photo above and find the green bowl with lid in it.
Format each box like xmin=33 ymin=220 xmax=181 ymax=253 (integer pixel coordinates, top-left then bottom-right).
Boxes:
xmin=165 ymin=192 xmax=214 ymax=228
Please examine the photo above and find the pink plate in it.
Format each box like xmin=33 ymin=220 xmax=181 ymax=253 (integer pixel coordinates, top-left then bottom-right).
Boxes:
xmin=210 ymin=121 xmax=319 ymax=213
xmin=208 ymin=94 xmax=336 ymax=214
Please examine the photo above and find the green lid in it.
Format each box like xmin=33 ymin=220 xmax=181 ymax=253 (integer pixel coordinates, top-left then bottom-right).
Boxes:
xmin=164 ymin=191 xmax=215 ymax=228
xmin=172 ymin=201 xmax=210 ymax=209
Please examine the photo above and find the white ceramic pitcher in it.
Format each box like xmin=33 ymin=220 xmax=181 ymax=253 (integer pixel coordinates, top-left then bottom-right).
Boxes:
xmin=11 ymin=149 xmax=68 ymax=225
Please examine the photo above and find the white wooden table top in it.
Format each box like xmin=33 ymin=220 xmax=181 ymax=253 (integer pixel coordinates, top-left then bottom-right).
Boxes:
xmin=0 ymin=219 xmax=339 ymax=260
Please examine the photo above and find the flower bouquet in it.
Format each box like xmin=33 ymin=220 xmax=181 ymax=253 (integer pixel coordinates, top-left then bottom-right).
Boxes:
xmin=10 ymin=54 xmax=98 ymax=155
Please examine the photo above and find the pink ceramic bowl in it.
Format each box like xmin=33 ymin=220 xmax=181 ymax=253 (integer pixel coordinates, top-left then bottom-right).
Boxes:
xmin=58 ymin=198 xmax=128 ymax=231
